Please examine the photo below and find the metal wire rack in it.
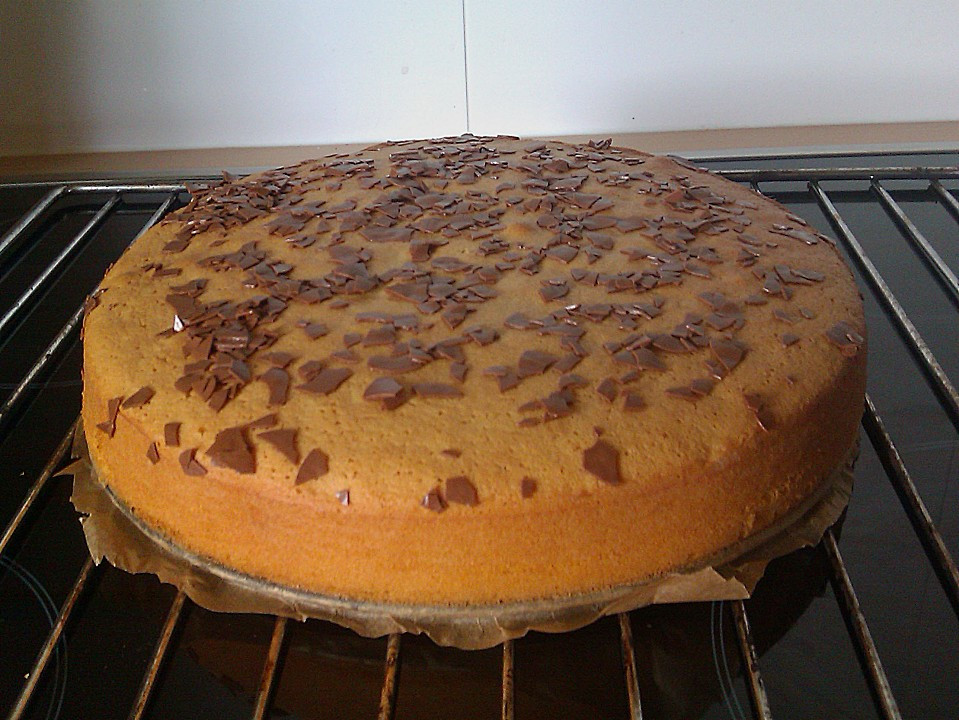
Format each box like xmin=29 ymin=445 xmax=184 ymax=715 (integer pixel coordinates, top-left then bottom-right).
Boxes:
xmin=0 ymin=152 xmax=957 ymax=720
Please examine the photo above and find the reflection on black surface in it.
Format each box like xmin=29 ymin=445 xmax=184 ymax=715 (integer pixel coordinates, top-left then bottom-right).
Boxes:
xmin=144 ymin=541 xmax=827 ymax=720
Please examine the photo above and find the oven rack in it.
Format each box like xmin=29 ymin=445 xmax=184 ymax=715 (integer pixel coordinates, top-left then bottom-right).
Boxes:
xmin=0 ymin=158 xmax=957 ymax=720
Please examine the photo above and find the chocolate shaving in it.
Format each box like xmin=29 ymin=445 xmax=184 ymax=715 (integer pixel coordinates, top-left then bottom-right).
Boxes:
xmin=520 ymin=477 xmax=537 ymax=498
xmin=96 ymin=396 xmax=123 ymax=437
xmin=665 ymin=385 xmax=699 ymax=401
xmin=240 ymin=421 xmax=292 ymax=462
xmin=163 ymin=422 xmax=181 ymax=446
xmin=497 ymin=371 xmax=520 ymax=392
xmin=296 ymin=448 xmax=329 ymax=484
xmin=246 ymin=413 xmax=278 ymax=430
xmin=260 ymin=367 xmax=290 ymax=406
xmin=445 ymin=476 xmax=479 ymax=506
xmin=517 ymin=349 xmax=557 ymax=377
xmin=596 ymin=378 xmax=618 ymax=402
xmin=412 ymin=382 xmax=463 ymax=398
xmin=146 ymin=442 xmax=160 ymax=464
xmin=297 ymin=367 xmax=353 ymax=395
xmin=122 ymin=386 xmax=155 ymax=409
xmin=206 ymin=427 xmax=255 ymax=474
xmin=421 ymin=486 xmax=447 ymax=512
xmin=623 ymin=392 xmax=645 ymax=411
xmin=303 ymin=323 xmax=329 ymax=339
xmin=364 ymin=377 xmax=404 ymax=400
xmin=710 ymin=338 xmax=745 ymax=371
xmin=583 ymin=439 xmax=621 ymax=485
xmin=539 ymin=282 xmax=569 ymax=302
xmin=335 ymin=489 xmax=350 ymax=506
xmin=825 ymin=321 xmax=864 ymax=356
xmin=178 ymin=448 xmax=207 ymax=476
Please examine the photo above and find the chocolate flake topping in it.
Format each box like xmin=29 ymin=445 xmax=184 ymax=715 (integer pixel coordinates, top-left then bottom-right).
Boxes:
xmin=825 ymin=321 xmax=864 ymax=356
xmin=163 ymin=422 xmax=181 ymax=446
xmin=364 ymin=376 xmax=404 ymax=400
xmin=303 ymin=322 xmax=329 ymax=339
xmin=259 ymin=428 xmax=299 ymax=464
xmin=445 ymin=475 xmax=479 ymax=506
xmin=261 ymin=367 xmax=290 ymax=406
xmin=146 ymin=442 xmax=160 ymax=464
xmin=710 ymin=338 xmax=745 ymax=371
xmin=583 ymin=439 xmax=622 ymax=485
xmin=96 ymin=396 xmax=123 ymax=437
xmin=596 ymin=378 xmax=618 ymax=403
xmin=297 ymin=367 xmax=353 ymax=395
xmin=421 ymin=485 xmax=447 ymax=512
xmin=262 ymin=351 xmax=295 ymax=368
xmin=335 ymin=489 xmax=350 ymax=506
xmin=206 ymin=427 xmax=255 ymax=474
xmin=245 ymin=414 xmax=278 ymax=431
xmin=296 ymin=448 xmax=329 ymax=484
xmin=122 ymin=386 xmax=155 ymax=409
xmin=131 ymin=136 xmax=855 ymax=495
xmin=178 ymin=448 xmax=207 ymax=476
xmin=520 ymin=476 xmax=537 ymax=498
xmin=517 ymin=349 xmax=557 ymax=377
xmin=412 ymin=382 xmax=463 ymax=398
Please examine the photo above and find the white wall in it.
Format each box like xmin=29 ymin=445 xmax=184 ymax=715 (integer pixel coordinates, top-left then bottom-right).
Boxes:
xmin=1 ymin=0 xmax=957 ymax=155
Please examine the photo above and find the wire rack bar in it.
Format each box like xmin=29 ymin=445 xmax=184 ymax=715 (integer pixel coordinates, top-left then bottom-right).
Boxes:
xmin=6 ymin=557 xmax=97 ymax=720
xmin=822 ymin=530 xmax=902 ymax=720
xmin=136 ymin=192 xmax=178 ymax=240
xmin=871 ymin=180 xmax=959 ymax=307
xmin=0 ymin=192 xmax=171 ymax=434
xmin=931 ymin=180 xmax=959 ymax=222
xmin=862 ymin=396 xmax=959 ymax=619
xmin=65 ymin=183 xmax=187 ymax=195
xmin=0 ymin=179 xmax=198 ymax=191
xmin=250 ymin=616 xmax=287 ymax=720
xmin=810 ymin=182 xmax=959 ymax=431
xmin=0 ymin=182 xmax=187 ymax=194
xmin=730 ymin=601 xmax=773 ymax=720
xmin=377 ymin=633 xmax=402 ymax=720
xmin=0 ymin=304 xmax=84 ymax=430
xmin=2 ymin=167 xmax=957 ymax=195
xmin=0 ymin=186 xmax=66 ymax=268
xmin=0 ymin=193 xmax=119 ymax=342
xmin=715 ymin=166 xmax=959 ymax=183
xmin=501 ymin=639 xmax=515 ymax=720
xmin=127 ymin=590 xmax=188 ymax=720
xmin=0 ymin=419 xmax=77 ymax=557
xmin=617 ymin=612 xmax=644 ymax=720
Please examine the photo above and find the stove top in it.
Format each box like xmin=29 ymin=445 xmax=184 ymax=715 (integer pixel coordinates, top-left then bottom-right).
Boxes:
xmin=0 ymin=150 xmax=957 ymax=720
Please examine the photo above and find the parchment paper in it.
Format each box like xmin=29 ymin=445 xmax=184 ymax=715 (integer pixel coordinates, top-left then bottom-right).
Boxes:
xmin=67 ymin=427 xmax=855 ymax=649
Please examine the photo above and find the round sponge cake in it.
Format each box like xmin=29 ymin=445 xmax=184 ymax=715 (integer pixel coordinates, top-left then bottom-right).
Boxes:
xmin=81 ymin=135 xmax=866 ymax=606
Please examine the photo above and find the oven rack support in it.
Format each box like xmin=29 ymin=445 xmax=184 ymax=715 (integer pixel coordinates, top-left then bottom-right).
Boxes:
xmin=1 ymin=161 xmax=957 ymax=720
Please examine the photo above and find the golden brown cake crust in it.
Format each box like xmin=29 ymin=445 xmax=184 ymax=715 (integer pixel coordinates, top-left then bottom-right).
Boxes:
xmin=81 ymin=136 xmax=866 ymax=605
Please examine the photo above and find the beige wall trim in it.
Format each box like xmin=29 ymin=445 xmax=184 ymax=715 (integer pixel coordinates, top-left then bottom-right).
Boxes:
xmin=1 ymin=122 xmax=957 ymax=182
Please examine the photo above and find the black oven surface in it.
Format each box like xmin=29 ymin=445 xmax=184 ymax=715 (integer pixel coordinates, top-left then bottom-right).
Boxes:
xmin=0 ymin=151 xmax=957 ymax=720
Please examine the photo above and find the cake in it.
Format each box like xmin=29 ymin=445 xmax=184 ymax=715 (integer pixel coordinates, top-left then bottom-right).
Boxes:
xmin=81 ymin=135 xmax=866 ymax=608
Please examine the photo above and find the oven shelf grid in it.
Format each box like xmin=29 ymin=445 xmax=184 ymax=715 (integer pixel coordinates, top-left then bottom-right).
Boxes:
xmin=0 ymin=158 xmax=957 ymax=720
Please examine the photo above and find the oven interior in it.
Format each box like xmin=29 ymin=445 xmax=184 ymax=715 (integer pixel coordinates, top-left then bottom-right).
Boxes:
xmin=0 ymin=150 xmax=957 ymax=720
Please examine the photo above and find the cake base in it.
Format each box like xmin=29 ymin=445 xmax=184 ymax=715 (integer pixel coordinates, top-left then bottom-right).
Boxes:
xmin=70 ymin=427 xmax=855 ymax=649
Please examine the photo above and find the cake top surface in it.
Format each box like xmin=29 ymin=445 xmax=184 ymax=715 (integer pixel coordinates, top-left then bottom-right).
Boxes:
xmin=84 ymin=134 xmax=865 ymax=513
